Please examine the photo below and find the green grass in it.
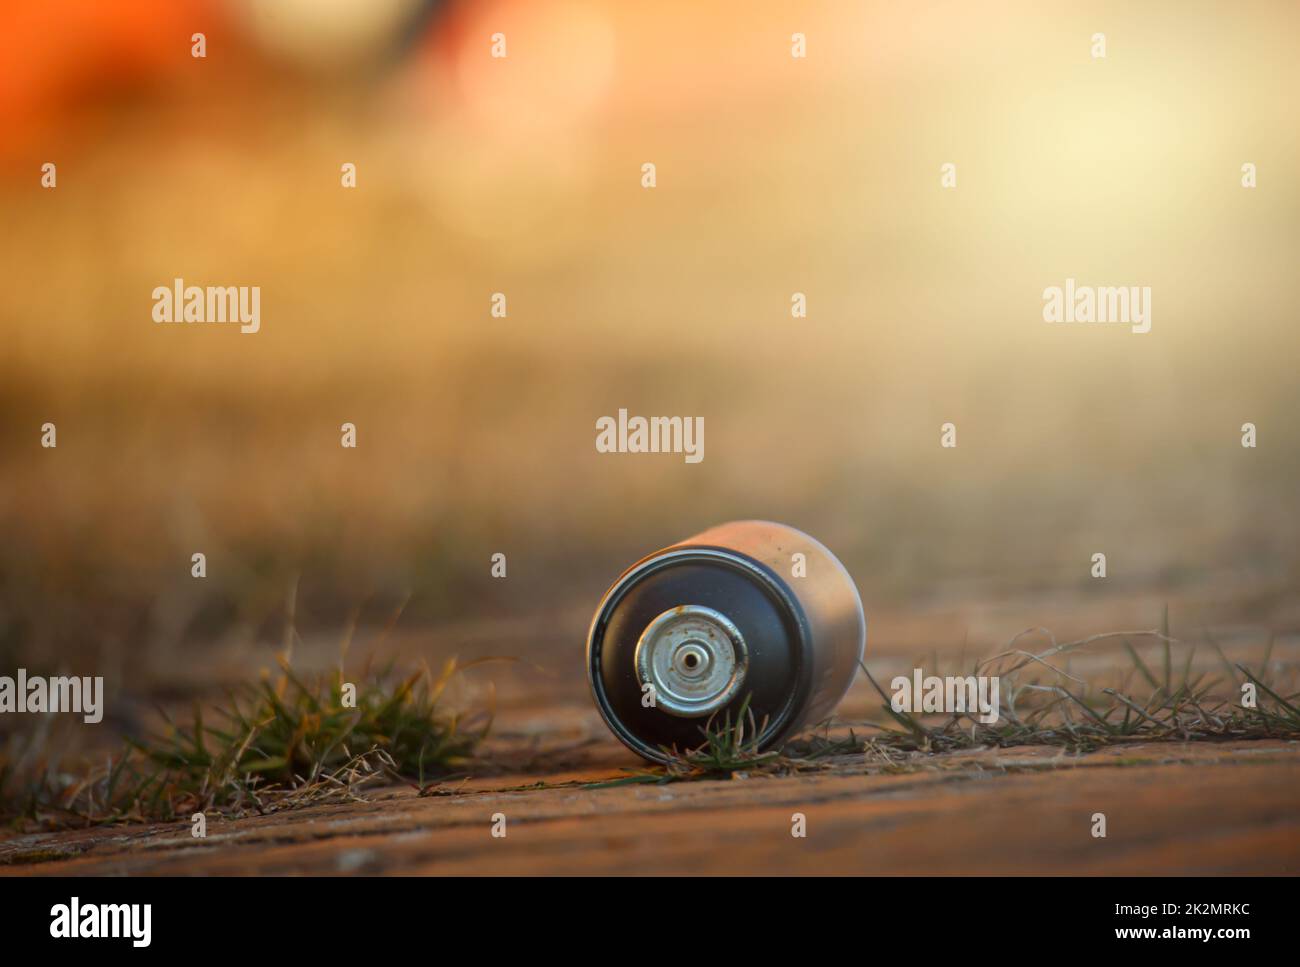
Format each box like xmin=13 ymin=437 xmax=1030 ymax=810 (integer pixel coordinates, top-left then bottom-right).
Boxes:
xmin=584 ymin=694 xmax=782 ymax=788
xmin=0 ymin=656 xmax=489 ymax=830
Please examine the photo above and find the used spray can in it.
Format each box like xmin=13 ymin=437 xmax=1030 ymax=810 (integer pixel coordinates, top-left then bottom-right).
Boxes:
xmin=587 ymin=520 xmax=866 ymax=763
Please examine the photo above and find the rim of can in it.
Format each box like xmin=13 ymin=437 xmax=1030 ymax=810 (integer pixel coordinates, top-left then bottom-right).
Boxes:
xmin=586 ymin=545 xmax=814 ymax=764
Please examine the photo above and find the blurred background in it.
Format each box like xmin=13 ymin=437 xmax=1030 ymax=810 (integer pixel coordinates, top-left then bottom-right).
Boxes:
xmin=1 ymin=0 xmax=1298 ymax=706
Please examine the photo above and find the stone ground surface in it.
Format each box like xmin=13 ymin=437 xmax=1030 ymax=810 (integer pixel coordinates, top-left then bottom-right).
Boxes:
xmin=2 ymin=714 xmax=1297 ymax=875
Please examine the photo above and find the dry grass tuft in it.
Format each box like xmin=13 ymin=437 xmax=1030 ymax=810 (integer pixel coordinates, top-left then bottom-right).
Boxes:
xmin=591 ymin=617 xmax=1299 ymax=787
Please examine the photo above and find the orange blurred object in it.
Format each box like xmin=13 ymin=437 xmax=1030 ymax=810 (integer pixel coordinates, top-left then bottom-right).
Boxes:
xmin=0 ymin=0 xmax=222 ymax=158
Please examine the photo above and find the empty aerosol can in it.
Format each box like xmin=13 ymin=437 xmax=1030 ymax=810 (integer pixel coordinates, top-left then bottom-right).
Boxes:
xmin=587 ymin=520 xmax=866 ymax=762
